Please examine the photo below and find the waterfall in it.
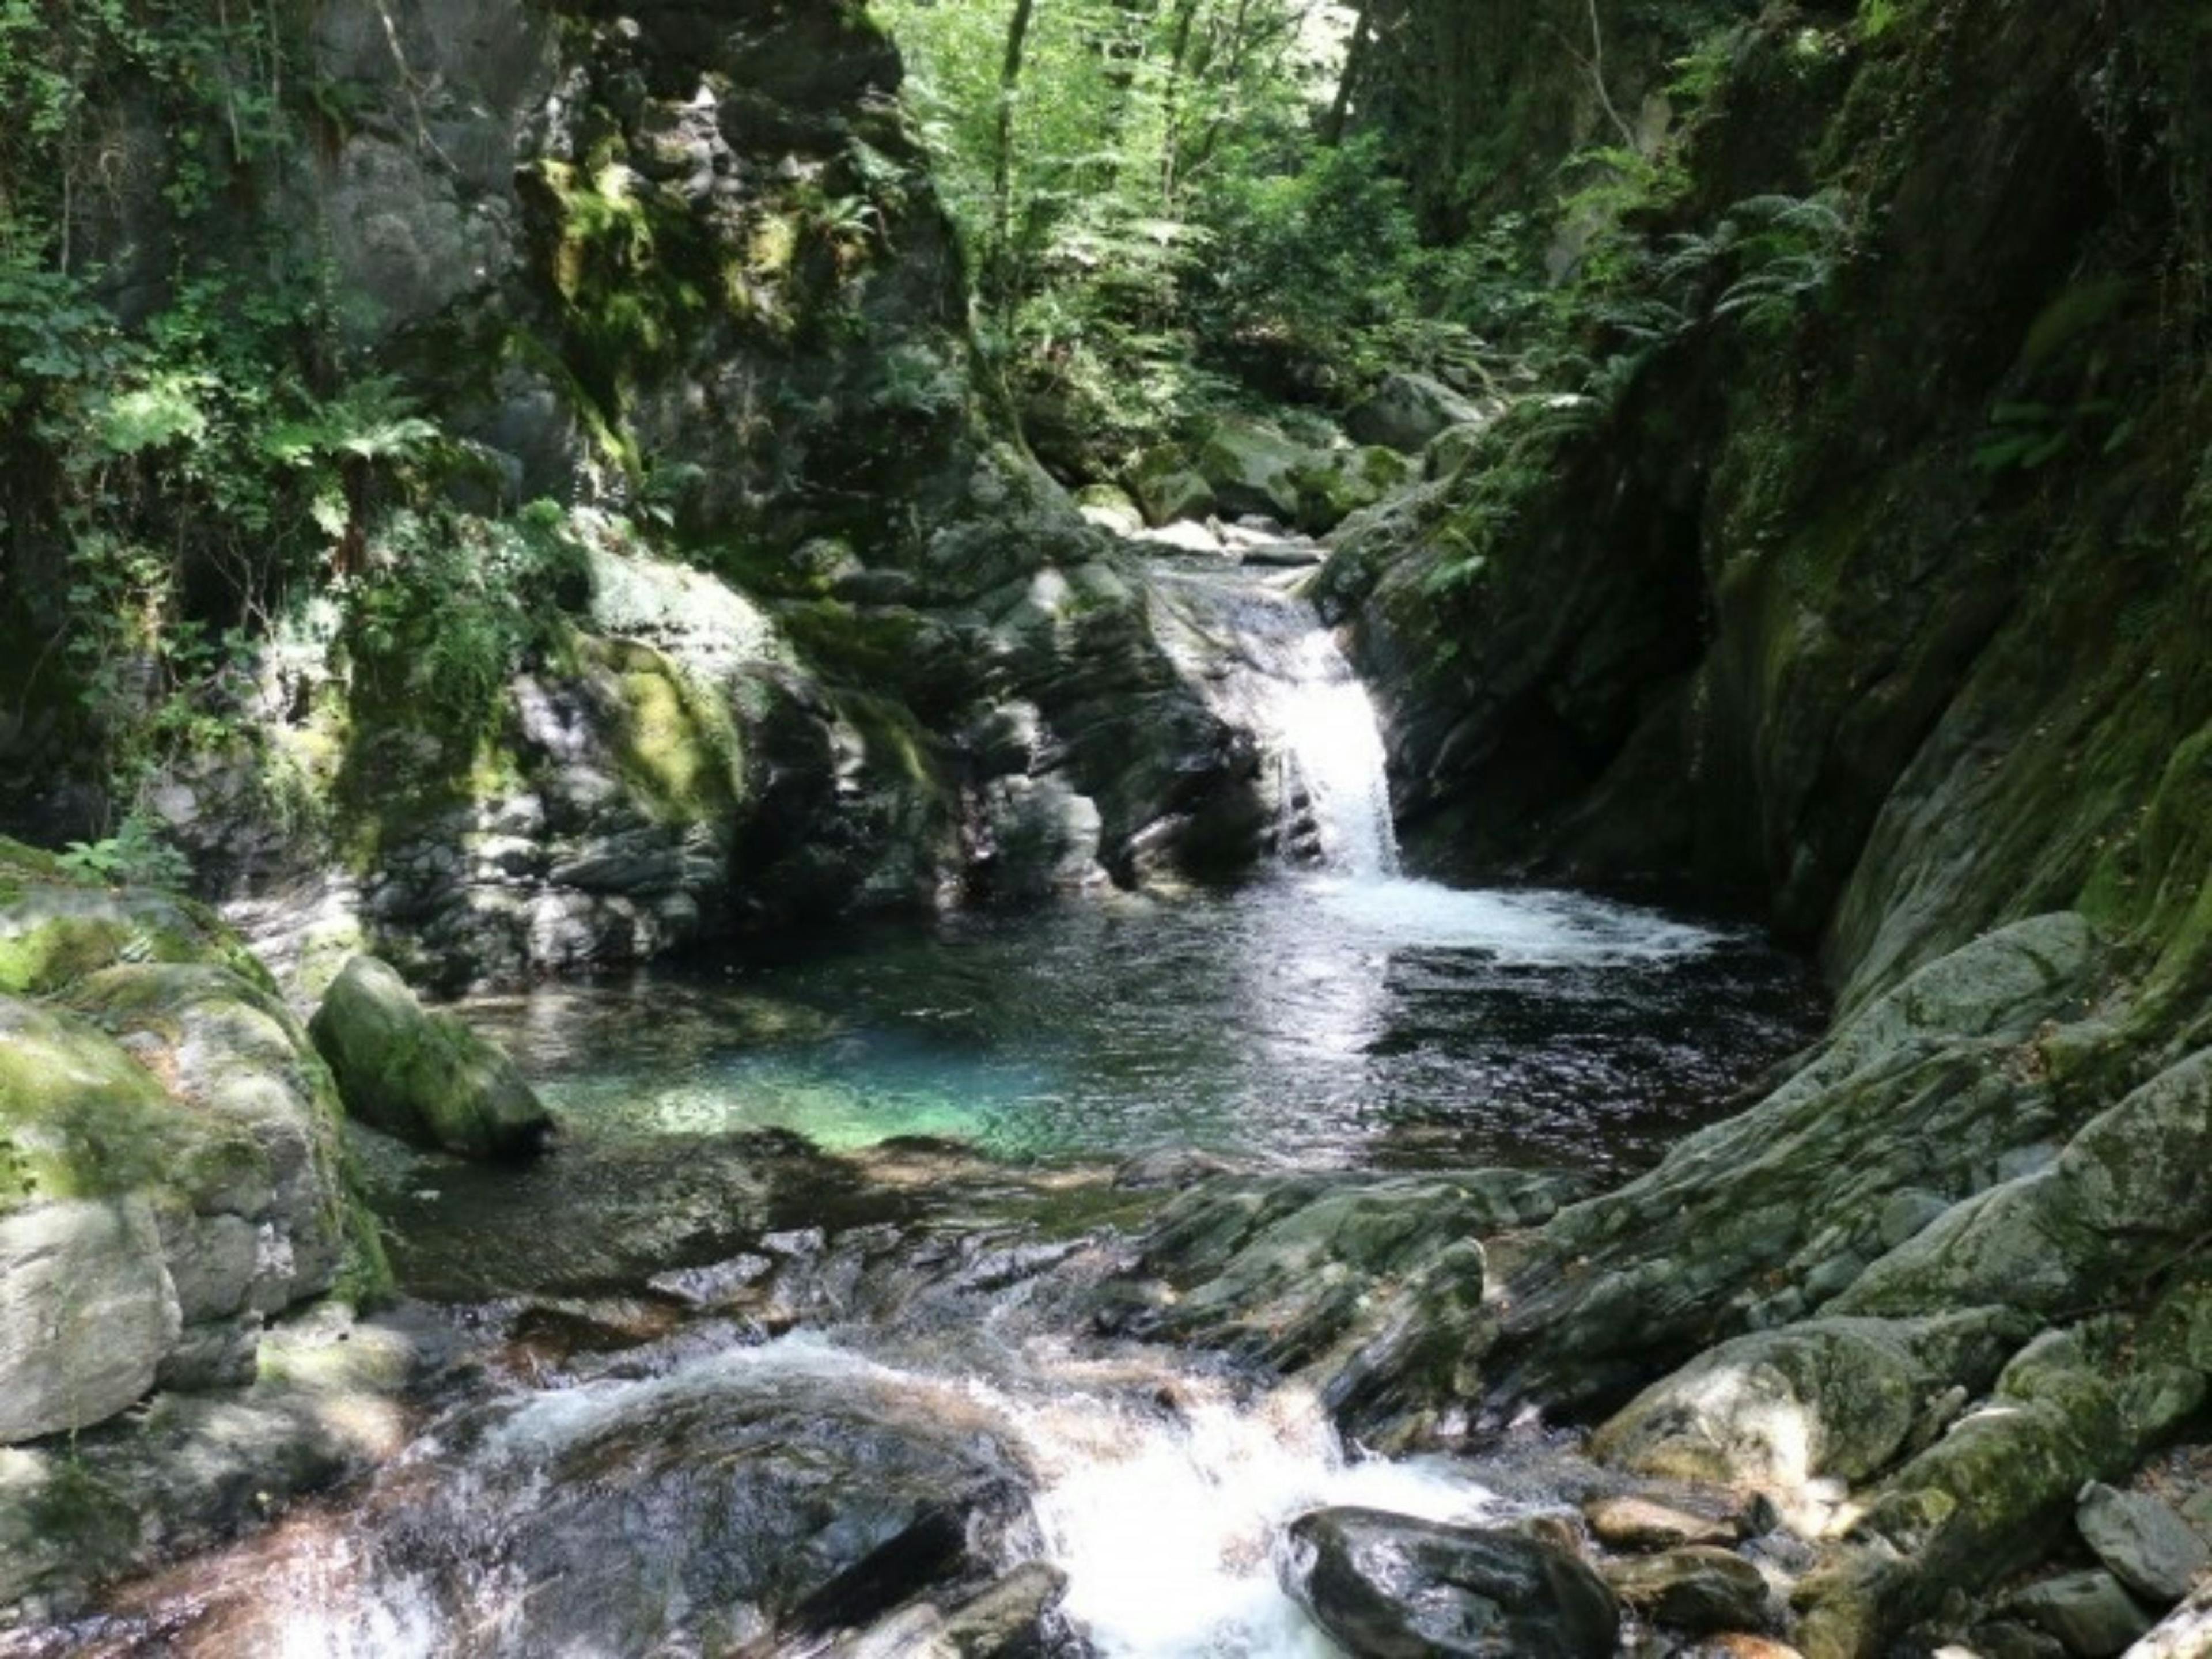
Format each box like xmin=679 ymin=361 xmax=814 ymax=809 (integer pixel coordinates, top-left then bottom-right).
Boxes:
xmin=1271 ymin=628 xmax=1402 ymax=879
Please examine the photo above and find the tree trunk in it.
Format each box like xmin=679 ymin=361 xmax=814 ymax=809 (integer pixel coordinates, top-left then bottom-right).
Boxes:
xmin=990 ymin=0 xmax=1040 ymax=317
xmin=1321 ymin=0 xmax=1375 ymax=147
xmin=1158 ymin=0 xmax=1203 ymax=207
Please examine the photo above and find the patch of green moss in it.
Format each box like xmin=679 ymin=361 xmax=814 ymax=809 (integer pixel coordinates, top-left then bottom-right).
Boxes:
xmin=0 ymin=1001 xmax=181 ymax=1217
xmin=524 ymin=156 xmax=715 ymax=431
xmin=579 ymin=636 xmax=745 ymax=827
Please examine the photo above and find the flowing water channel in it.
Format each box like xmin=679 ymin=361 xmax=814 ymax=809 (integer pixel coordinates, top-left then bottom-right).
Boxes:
xmin=21 ymin=559 xmax=1822 ymax=1658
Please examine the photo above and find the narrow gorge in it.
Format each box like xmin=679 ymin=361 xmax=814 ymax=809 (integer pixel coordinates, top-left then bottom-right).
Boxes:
xmin=2 ymin=3 xmax=2211 ymax=1658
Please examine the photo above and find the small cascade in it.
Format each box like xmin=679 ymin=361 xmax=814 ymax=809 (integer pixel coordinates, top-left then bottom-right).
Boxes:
xmin=1268 ymin=628 xmax=1402 ymax=880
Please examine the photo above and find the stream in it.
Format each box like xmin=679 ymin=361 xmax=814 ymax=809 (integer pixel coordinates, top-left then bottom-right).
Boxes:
xmin=24 ymin=558 xmax=1821 ymax=1658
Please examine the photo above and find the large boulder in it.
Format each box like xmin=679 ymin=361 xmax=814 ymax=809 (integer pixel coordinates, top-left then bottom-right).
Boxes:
xmin=1130 ymin=450 xmax=1218 ymax=527
xmin=310 ymin=955 xmax=552 ymax=1159
xmin=1589 ymin=1309 xmax=2029 ymax=1495
xmin=1281 ymin=1507 xmax=1620 ymax=1658
xmin=1199 ymin=416 xmax=1310 ymax=522
xmin=1346 ymin=372 xmax=1490 ymax=454
xmin=0 ymin=855 xmax=379 ymax=1446
xmin=2074 ymin=1484 xmax=2209 ymax=1607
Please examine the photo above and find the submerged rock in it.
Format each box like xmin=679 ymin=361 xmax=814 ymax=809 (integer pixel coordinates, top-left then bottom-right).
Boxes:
xmin=310 ymin=955 xmax=552 ymax=1159
xmin=1281 ymin=1506 xmax=1620 ymax=1658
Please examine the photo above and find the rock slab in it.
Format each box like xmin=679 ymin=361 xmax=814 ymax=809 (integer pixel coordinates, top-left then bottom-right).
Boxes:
xmin=2076 ymin=1483 xmax=2209 ymax=1607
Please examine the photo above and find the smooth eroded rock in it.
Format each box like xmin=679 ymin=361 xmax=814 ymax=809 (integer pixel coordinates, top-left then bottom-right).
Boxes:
xmin=1281 ymin=1506 xmax=1620 ymax=1658
xmin=2076 ymin=1483 xmax=2209 ymax=1607
xmin=310 ymin=955 xmax=552 ymax=1158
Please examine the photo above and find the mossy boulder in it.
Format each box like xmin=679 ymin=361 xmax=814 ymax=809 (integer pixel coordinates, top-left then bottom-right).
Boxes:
xmin=0 ymin=998 xmax=182 ymax=1444
xmin=1073 ymin=483 xmax=1144 ymax=537
xmin=310 ymin=955 xmax=552 ymax=1160
xmin=0 ymin=844 xmax=267 ymax=999
xmin=1589 ymin=1309 xmax=2031 ymax=1494
xmin=1345 ymin=372 xmax=1487 ymax=455
xmin=1289 ymin=445 xmax=1414 ymax=535
xmin=0 ymin=952 xmax=378 ymax=1444
xmin=1837 ymin=1046 xmax=2212 ymax=1323
xmin=1129 ymin=451 xmax=1218 ymax=527
xmin=1197 ymin=416 xmax=1310 ymax=522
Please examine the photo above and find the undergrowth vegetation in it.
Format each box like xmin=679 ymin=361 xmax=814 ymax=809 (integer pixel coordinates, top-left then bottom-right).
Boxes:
xmin=0 ymin=2 xmax=584 ymax=851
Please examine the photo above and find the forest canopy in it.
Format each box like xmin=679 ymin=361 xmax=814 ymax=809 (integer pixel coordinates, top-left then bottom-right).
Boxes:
xmin=878 ymin=0 xmax=1486 ymax=469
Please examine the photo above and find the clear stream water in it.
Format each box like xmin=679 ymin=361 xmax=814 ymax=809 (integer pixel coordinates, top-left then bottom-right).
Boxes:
xmin=31 ymin=563 xmax=1821 ymax=1658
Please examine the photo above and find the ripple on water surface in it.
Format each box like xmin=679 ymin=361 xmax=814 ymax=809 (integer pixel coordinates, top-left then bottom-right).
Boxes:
xmin=459 ymin=873 xmax=1819 ymax=1174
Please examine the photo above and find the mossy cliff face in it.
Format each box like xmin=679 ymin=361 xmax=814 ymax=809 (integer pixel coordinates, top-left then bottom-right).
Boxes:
xmin=1336 ymin=0 xmax=2212 ymax=1013
xmin=0 ymin=1 xmax=1279 ymax=987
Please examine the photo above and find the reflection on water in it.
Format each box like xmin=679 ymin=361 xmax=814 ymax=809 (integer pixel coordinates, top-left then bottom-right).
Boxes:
xmin=463 ymin=874 xmax=1818 ymax=1175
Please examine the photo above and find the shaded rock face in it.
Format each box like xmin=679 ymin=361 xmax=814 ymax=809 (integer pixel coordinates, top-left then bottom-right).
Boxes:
xmin=310 ymin=955 xmax=552 ymax=1159
xmin=0 ymin=849 xmax=380 ymax=1449
xmin=1281 ymin=1506 xmax=1621 ymax=1659
xmin=1329 ymin=1 xmax=2212 ymax=1019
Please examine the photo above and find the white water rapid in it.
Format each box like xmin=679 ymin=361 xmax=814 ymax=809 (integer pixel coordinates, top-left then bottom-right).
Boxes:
xmin=1166 ymin=559 xmax=1718 ymax=964
xmin=253 ymin=1331 xmax=1506 ymax=1659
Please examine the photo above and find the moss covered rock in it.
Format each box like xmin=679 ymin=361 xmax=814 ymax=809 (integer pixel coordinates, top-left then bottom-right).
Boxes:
xmin=0 ymin=921 xmax=380 ymax=1443
xmin=1590 ymin=1309 xmax=2031 ymax=1494
xmin=310 ymin=955 xmax=552 ymax=1159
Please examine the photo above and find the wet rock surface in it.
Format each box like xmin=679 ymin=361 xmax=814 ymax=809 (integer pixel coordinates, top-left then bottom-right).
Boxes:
xmin=1281 ymin=1506 xmax=1621 ymax=1658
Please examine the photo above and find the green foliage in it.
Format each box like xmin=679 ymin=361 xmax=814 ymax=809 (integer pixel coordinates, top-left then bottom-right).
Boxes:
xmin=343 ymin=505 xmax=586 ymax=736
xmin=55 ymin=811 xmax=192 ymax=891
xmin=0 ymin=2 xmax=598 ymax=831
xmin=885 ymin=0 xmax=1475 ymax=465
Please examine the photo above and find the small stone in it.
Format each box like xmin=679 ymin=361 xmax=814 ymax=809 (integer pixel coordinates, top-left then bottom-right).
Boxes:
xmin=647 ymin=1254 xmax=774 ymax=1309
xmin=2008 ymin=1570 xmax=2157 ymax=1657
xmin=1586 ymin=1495 xmax=1740 ymax=1551
xmin=1602 ymin=1546 xmax=1772 ymax=1636
xmin=2077 ymin=1483 xmax=2210 ymax=1605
